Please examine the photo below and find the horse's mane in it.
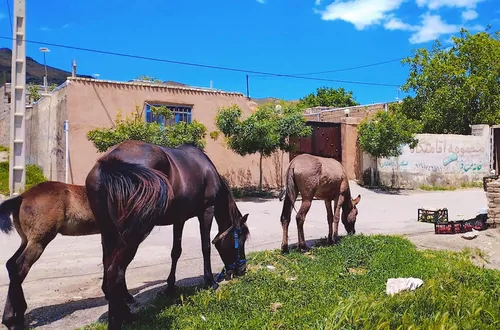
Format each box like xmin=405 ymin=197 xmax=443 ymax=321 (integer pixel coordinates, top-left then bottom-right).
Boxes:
xmin=217 ymin=175 xmax=250 ymax=239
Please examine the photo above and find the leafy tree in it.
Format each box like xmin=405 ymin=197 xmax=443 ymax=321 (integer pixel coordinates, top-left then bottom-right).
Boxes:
xmin=399 ymin=28 xmax=500 ymax=134
xmin=298 ymin=86 xmax=359 ymax=109
xmin=136 ymin=75 xmax=162 ymax=83
xmin=27 ymin=83 xmax=41 ymax=102
xmin=358 ymin=107 xmax=421 ymax=159
xmin=87 ymin=105 xmax=207 ymax=152
xmin=358 ymin=107 xmax=421 ymax=185
xmin=212 ymin=101 xmax=312 ymax=191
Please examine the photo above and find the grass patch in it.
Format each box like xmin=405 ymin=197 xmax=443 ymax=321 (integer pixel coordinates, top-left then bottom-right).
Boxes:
xmin=0 ymin=161 xmax=47 ymax=195
xmin=0 ymin=145 xmax=8 ymax=152
xmin=419 ymin=182 xmax=482 ymax=191
xmin=82 ymin=235 xmax=500 ymax=330
xmin=231 ymin=186 xmax=278 ymax=199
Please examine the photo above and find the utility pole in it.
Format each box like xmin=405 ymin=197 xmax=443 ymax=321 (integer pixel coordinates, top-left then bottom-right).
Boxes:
xmin=9 ymin=0 xmax=27 ymax=196
xmin=39 ymin=47 xmax=50 ymax=93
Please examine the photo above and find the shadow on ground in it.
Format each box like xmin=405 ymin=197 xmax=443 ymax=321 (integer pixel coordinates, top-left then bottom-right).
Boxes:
xmin=25 ymin=235 xmax=348 ymax=329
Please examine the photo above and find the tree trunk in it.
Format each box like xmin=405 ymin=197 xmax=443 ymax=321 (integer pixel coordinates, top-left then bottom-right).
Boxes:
xmin=259 ymin=153 xmax=263 ymax=192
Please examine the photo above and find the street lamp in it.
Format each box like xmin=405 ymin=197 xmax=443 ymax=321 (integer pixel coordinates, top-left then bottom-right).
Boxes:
xmin=39 ymin=47 xmax=50 ymax=92
xmin=344 ymin=108 xmax=350 ymax=117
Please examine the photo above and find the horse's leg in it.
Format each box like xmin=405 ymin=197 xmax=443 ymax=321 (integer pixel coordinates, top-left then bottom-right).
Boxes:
xmin=118 ymin=248 xmax=139 ymax=304
xmin=165 ymin=221 xmax=186 ymax=295
xmin=332 ymin=194 xmax=344 ymax=244
xmin=325 ymin=200 xmax=334 ymax=245
xmin=2 ymin=241 xmax=47 ymax=330
xmin=2 ymin=241 xmax=27 ymax=329
xmin=296 ymin=198 xmax=312 ymax=253
xmin=280 ymin=194 xmax=294 ymax=254
xmin=102 ymin=238 xmax=139 ymax=330
xmin=199 ymin=206 xmax=218 ymax=290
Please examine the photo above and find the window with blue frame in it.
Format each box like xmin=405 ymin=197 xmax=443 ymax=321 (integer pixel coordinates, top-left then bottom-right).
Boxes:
xmin=145 ymin=104 xmax=192 ymax=128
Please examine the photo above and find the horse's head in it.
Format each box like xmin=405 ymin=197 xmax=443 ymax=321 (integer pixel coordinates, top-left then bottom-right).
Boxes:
xmin=213 ymin=213 xmax=249 ymax=281
xmin=342 ymin=194 xmax=361 ymax=235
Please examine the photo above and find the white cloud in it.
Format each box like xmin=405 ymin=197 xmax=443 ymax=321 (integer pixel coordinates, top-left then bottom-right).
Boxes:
xmin=40 ymin=26 xmax=51 ymax=32
xmin=416 ymin=0 xmax=483 ymax=10
xmin=461 ymin=9 xmax=478 ymax=21
xmin=409 ymin=13 xmax=459 ymax=44
xmin=317 ymin=0 xmax=405 ymax=30
xmin=384 ymin=16 xmax=418 ymax=31
xmin=62 ymin=23 xmax=70 ymax=28
xmin=256 ymin=0 xmax=265 ymax=3
xmin=315 ymin=0 xmax=323 ymax=5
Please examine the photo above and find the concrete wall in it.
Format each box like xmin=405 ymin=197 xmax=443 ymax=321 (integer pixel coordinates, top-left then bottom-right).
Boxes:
xmin=0 ymin=86 xmax=10 ymax=147
xmin=25 ymin=86 xmax=67 ymax=181
xmin=57 ymin=77 xmax=287 ymax=188
xmin=374 ymin=125 xmax=491 ymax=188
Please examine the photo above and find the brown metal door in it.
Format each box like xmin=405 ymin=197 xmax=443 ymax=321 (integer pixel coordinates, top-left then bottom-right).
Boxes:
xmin=288 ymin=121 xmax=341 ymax=162
xmin=312 ymin=126 xmax=341 ymax=160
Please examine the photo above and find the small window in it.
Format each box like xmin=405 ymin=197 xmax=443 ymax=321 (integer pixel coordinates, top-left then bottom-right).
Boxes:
xmin=145 ymin=104 xmax=192 ymax=127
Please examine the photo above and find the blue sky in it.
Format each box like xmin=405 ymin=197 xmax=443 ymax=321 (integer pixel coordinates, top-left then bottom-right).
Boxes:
xmin=0 ymin=0 xmax=498 ymax=104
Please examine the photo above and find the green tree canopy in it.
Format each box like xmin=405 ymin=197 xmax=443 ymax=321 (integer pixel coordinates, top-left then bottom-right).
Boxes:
xmin=298 ymin=86 xmax=359 ymax=109
xmin=212 ymin=101 xmax=312 ymax=190
xmin=399 ymin=28 xmax=500 ymax=134
xmin=357 ymin=107 xmax=421 ymax=159
xmin=87 ymin=105 xmax=207 ymax=152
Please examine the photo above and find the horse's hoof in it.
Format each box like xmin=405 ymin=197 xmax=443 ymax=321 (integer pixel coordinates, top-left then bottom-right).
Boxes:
xmin=281 ymin=246 xmax=289 ymax=254
xmin=6 ymin=323 xmax=26 ymax=330
xmin=211 ymin=282 xmax=219 ymax=291
xmin=299 ymin=246 xmax=309 ymax=253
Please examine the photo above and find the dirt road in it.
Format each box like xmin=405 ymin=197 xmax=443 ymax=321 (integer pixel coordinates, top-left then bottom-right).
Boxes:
xmin=0 ymin=184 xmax=494 ymax=329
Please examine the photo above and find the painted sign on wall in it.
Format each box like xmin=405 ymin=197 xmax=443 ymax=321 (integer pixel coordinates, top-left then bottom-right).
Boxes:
xmin=377 ymin=132 xmax=490 ymax=187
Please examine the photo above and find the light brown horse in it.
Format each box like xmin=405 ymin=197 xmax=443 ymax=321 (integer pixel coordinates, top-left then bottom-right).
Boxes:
xmin=0 ymin=181 xmax=135 ymax=330
xmin=279 ymin=153 xmax=361 ymax=254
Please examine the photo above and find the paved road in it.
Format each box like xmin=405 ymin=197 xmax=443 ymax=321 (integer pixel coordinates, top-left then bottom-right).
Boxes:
xmin=0 ymin=184 xmax=488 ymax=329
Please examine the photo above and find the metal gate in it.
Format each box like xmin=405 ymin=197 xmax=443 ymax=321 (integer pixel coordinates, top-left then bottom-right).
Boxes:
xmin=289 ymin=121 xmax=342 ymax=162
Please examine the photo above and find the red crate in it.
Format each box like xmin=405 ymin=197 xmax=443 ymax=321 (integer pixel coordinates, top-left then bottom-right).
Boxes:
xmin=434 ymin=215 xmax=488 ymax=235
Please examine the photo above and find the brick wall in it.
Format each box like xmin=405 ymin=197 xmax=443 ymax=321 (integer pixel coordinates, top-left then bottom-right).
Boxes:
xmin=487 ymin=179 xmax=500 ymax=227
xmin=304 ymin=103 xmax=389 ymax=123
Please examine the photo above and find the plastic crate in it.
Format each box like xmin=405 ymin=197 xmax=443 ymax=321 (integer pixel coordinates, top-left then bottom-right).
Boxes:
xmin=418 ymin=208 xmax=448 ymax=223
xmin=434 ymin=215 xmax=488 ymax=235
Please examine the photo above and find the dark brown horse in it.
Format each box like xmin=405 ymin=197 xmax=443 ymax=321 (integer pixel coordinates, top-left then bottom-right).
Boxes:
xmin=279 ymin=153 xmax=361 ymax=254
xmin=85 ymin=140 xmax=250 ymax=330
xmin=0 ymin=181 xmax=137 ymax=330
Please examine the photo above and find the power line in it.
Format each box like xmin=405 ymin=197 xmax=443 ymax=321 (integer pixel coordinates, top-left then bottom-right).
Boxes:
xmin=0 ymin=35 xmax=401 ymax=87
xmin=250 ymin=58 xmax=405 ymax=78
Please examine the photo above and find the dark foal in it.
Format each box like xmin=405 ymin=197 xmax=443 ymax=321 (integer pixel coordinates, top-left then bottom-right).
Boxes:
xmin=0 ymin=182 xmax=136 ymax=330
xmin=279 ymin=153 xmax=361 ymax=253
xmin=85 ymin=140 xmax=250 ymax=330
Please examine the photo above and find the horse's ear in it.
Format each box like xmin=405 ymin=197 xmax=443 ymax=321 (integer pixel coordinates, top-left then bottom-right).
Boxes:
xmin=241 ymin=213 xmax=249 ymax=224
xmin=352 ymin=194 xmax=361 ymax=206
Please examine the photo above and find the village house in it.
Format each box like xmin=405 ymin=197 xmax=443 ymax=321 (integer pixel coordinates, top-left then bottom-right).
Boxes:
xmin=4 ymin=77 xmax=289 ymax=189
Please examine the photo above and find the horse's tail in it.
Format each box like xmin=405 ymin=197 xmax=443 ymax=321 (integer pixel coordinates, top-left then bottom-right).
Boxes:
xmin=281 ymin=165 xmax=298 ymax=213
xmin=0 ymin=195 xmax=22 ymax=234
xmin=95 ymin=157 xmax=173 ymax=243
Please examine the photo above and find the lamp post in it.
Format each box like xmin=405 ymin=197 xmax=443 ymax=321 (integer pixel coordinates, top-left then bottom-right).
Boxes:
xmin=39 ymin=47 xmax=50 ymax=93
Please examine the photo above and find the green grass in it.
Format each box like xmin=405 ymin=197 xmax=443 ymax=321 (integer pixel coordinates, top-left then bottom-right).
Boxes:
xmin=0 ymin=145 xmax=8 ymax=152
xmin=82 ymin=235 xmax=500 ymax=330
xmin=419 ymin=181 xmax=483 ymax=191
xmin=0 ymin=161 xmax=47 ymax=195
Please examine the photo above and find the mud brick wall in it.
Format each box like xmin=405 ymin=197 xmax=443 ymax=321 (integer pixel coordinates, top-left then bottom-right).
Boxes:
xmin=487 ymin=179 xmax=500 ymax=226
